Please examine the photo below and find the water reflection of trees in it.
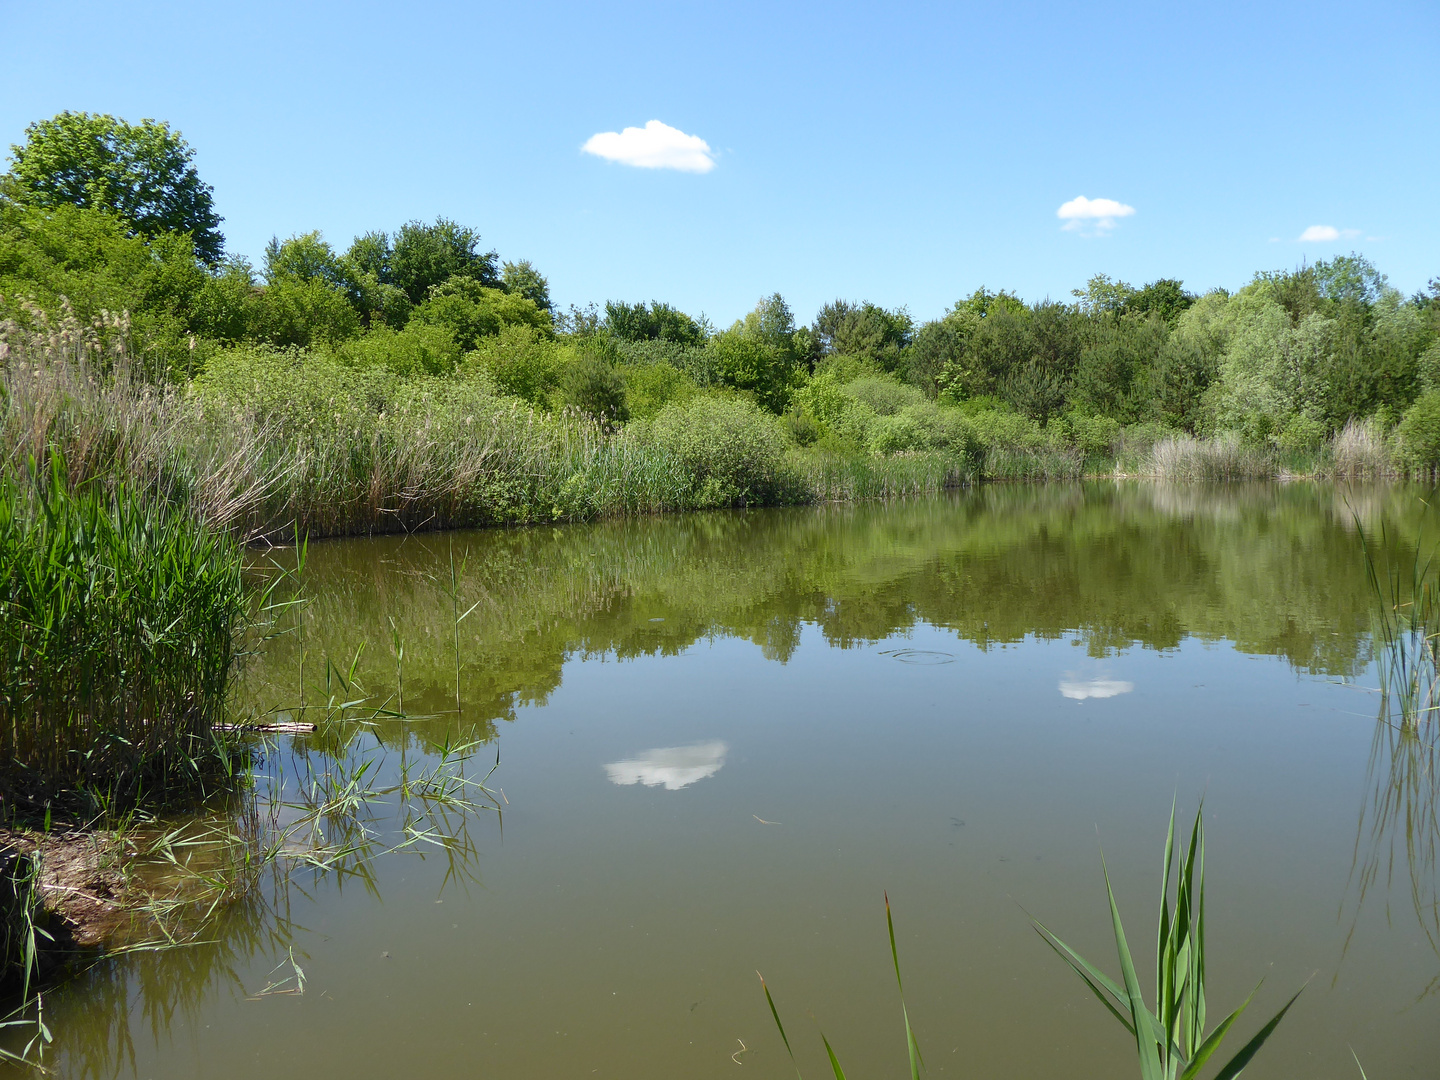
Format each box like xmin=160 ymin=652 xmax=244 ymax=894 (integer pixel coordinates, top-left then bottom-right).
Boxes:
xmin=238 ymin=482 xmax=1432 ymax=738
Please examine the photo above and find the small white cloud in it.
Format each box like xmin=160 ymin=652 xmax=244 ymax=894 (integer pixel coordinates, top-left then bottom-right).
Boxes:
xmin=582 ymin=120 xmax=716 ymax=173
xmin=1057 ymin=195 xmax=1136 ymax=234
xmin=1298 ymin=225 xmax=1348 ymax=242
xmin=1059 ymin=677 xmax=1135 ymax=701
xmin=604 ymin=741 xmax=727 ymax=790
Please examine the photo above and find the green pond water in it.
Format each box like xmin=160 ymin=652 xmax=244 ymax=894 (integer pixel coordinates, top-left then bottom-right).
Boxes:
xmin=12 ymin=482 xmax=1440 ymax=1078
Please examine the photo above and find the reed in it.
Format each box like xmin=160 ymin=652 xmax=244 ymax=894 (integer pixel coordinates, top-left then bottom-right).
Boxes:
xmin=0 ymin=462 xmax=249 ymax=806
xmin=1145 ymin=436 xmax=1277 ymax=482
xmin=794 ymin=450 xmax=974 ymax=502
xmin=1034 ymin=805 xmax=1301 ymax=1080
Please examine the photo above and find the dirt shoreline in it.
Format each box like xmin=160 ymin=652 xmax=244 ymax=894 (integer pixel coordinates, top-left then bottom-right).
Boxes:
xmin=2 ymin=826 xmax=134 ymax=982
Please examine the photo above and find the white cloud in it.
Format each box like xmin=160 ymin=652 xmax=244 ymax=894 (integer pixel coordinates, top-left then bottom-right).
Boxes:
xmin=604 ymin=741 xmax=727 ymax=790
xmin=1057 ymin=195 xmax=1136 ymax=234
xmin=1059 ymin=677 xmax=1135 ymax=701
xmin=1297 ymin=224 xmax=1359 ymax=242
xmin=582 ymin=120 xmax=716 ymax=173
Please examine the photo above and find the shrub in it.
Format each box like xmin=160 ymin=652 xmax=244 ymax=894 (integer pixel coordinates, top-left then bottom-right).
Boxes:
xmin=248 ymin=276 xmax=361 ymax=348
xmin=562 ymin=351 xmax=629 ymax=427
xmin=963 ymin=409 xmax=1048 ymax=451
xmin=411 ymin=275 xmax=551 ymax=349
xmin=866 ymin=402 xmax=978 ymax=461
xmin=842 ymin=375 xmax=925 ymax=416
xmin=1396 ymin=390 xmax=1440 ymax=474
xmin=645 ymin=395 xmax=791 ymax=508
xmin=460 ymin=324 xmax=565 ymax=405
xmin=782 ymin=410 xmax=821 ymax=447
xmin=1065 ymin=413 xmax=1122 ymax=457
xmin=619 ymin=359 xmax=697 ymax=420
xmin=333 ymin=322 xmax=462 ymax=377
xmin=1276 ymin=414 xmax=1327 ymax=452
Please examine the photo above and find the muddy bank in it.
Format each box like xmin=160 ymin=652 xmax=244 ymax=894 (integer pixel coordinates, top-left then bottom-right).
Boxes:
xmin=2 ymin=827 xmax=133 ymax=988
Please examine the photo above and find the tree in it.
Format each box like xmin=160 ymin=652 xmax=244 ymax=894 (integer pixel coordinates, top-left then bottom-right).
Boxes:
xmin=502 ymin=259 xmax=552 ymax=312
xmin=812 ymin=300 xmax=912 ymax=370
xmin=1124 ymin=279 xmax=1194 ymax=325
xmin=604 ymin=300 xmax=704 ymax=345
xmin=6 ymin=112 xmax=224 ymax=263
xmin=410 ymin=275 xmax=551 ymax=349
xmin=390 ymin=217 xmax=498 ymax=304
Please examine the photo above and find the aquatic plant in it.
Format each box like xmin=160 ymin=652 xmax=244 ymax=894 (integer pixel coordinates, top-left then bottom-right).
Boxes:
xmin=758 ymin=892 xmax=920 ymax=1080
xmin=0 ymin=461 xmax=249 ymax=805
xmin=1146 ymin=435 xmax=1276 ymax=482
xmin=1033 ymin=805 xmax=1302 ymax=1080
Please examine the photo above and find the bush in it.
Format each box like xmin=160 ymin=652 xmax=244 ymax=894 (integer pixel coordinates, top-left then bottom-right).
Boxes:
xmin=645 ymin=395 xmax=791 ymax=507
xmin=333 ymin=322 xmax=463 ymax=377
xmin=1276 ymin=414 xmax=1327 ymax=453
xmin=249 ymin=276 xmax=361 ymax=348
xmin=1396 ymin=391 xmax=1440 ymax=474
xmin=866 ymin=402 xmax=978 ymax=461
xmin=842 ymin=375 xmax=925 ymax=416
xmin=461 ymin=324 xmax=565 ymax=405
xmin=411 ymin=275 xmax=551 ymax=349
xmin=562 ymin=351 xmax=629 ymax=427
xmin=619 ymin=359 xmax=698 ymax=420
xmin=1065 ymin=413 xmax=1122 ymax=457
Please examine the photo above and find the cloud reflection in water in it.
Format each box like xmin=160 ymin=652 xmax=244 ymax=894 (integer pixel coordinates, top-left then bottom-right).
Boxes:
xmin=1059 ymin=677 xmax=1135 ymax=701
xmin=604 ymin=741 xmax=727 ymax=791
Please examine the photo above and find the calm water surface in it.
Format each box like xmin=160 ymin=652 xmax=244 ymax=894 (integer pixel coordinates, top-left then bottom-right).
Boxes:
xmin=17 ymin=482 xmax=1440 ymax=1078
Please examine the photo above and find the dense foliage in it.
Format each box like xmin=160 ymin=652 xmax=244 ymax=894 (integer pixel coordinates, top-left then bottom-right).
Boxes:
xmin=3 ymin=110 xmax=1440 ymax=484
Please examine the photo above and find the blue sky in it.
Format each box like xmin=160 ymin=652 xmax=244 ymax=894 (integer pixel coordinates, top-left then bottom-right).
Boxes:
xmin=2 ymin=0 xmax=1435 ymax=325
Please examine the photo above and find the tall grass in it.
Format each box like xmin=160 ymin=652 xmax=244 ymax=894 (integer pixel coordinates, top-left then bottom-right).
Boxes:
xmin=1327 ymin=419 xmax=1393 ymax=480
xmin=793 ymin=449 xmax=974 ymax=501
xmin=0 ymin=463 xmax=248 ymax=804
xmin=1145 ymin=435 xmax=1277 ymax=482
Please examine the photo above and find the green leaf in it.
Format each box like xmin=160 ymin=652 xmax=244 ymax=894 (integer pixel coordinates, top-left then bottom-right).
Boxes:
xmin=1209 ymin=986 xmax=1304 ymax=1080
xmin=1103 ymin=853 xmax=1165 ymax=1080
xmin=1177 ymin=983 xmax=1257 ymax=1080
xmin=886 ymin=893 xmax=924 ymax=1079
xmin=821 ymin=1033 xmax=848 ymax=1080
xmin=758 ymin=971 xmax=803 ymax=1080
xmin=1032 ymin=921 xmax=1135 ymax=1035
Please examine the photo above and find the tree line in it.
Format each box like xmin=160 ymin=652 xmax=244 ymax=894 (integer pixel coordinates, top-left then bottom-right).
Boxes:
xmin=3 ymin=111 xmax=1438 ymax=459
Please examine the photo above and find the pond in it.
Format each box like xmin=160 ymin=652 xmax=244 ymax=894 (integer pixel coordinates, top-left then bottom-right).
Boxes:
xmin=14 ymin=482 xmax=1440 ymax=1078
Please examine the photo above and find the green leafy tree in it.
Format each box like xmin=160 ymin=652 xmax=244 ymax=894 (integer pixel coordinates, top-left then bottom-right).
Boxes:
xmin=0 ymin=200 xmax=216 ymax=373
xmin=1071 ymin=273 xmax=1137 ymax=316
xmin=1124 ymin=279 xmax=1194 ymax=325
xmin=390 ymin=218 xmax=498 ymax=305
xmin=812 ymin=300 xmax=913 ymax=371
xmin=604 ymin=300 xmax=705 ymax=345
xmin=6 ymin=112 xmax=224 ymax=263
xmin=501 ymin=259 xmax=552 ymax=312
xmin=411 ymin=275 xmax=551 ymax=349
xmin=263 ymin=231 xmax=347 ymax=287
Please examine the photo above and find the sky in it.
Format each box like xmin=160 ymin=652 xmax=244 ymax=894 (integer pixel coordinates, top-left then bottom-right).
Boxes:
xmin=1 ymin=0 xmax=1436 ymax=326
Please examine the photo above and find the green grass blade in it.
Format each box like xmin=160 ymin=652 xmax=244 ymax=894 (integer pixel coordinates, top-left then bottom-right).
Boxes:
xmin=821 ymin=1033 xmax=848 ymax=1080
xmin=1176 ymin=984 xmax=1257 ymax=1080
xmin=1103 ymin=854 xmax=1165 ymax=1080
xmin=758 ymin=971 xmax=803 ymax=1080
xmin=1208 ymin=987 xmax=1304 ymax=1080
xmin=1032 ymin=921 xmax=1135 ymax=1035
xmin=885 ymin=892 xmax=924 ymax=1079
